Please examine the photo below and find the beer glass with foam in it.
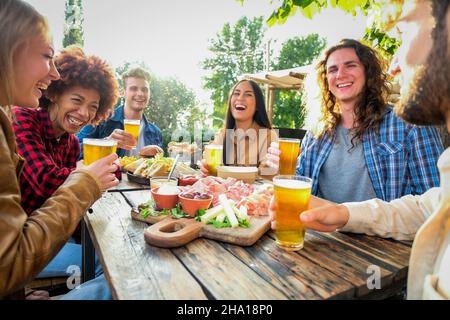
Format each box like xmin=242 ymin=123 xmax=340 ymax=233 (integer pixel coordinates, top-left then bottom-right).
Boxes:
xmin=123 ymin=119 xmax=140 ymax=148
xmin=204 ymin=144 xmax=223 ymax=176
xmin=83 ymin=138 xmax=118 ymax=165
xmin=273 ymin=175 xmax=312 ymax=251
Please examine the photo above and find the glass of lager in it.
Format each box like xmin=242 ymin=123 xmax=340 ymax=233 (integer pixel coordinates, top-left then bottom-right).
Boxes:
xmin=204 ymin=144 xmax=223 ymax=176
xmin=278 ymin=138 xmax=300 ymax=175
xmin=123 ymin=119 xmax=140 ymax=148
xmin=273 ymin=175 xmax=312 ymax=251
xmin=83 ymin=138 xmax=118 ymax=165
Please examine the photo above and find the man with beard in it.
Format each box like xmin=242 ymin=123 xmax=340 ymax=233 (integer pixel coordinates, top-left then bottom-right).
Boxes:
xmin=268 ymin=0 xmax=450 ymax=299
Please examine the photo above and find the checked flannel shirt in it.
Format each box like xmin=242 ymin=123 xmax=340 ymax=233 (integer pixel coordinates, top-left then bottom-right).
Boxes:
xmin=296 ymin=107 xmax=444 ymax=202
xmin=13 ymin=107 xmax=80 ymax=215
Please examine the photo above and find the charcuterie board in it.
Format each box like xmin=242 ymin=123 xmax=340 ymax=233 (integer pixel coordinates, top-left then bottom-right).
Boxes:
xmin=127 ymin=176 xmax=274 ymax=248
xmin=131 ymin=207 xmax=271 ymax=248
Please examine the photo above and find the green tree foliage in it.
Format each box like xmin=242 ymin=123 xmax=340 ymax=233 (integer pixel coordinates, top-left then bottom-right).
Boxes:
xmin=115 ymin=62 xmax=205 ymax=149
xmin=363 ymin=26 xmax=400 ymax=59
xmin=272 ymin=34 xmax=326 ymax=128
xmin=237 ymin=0 xmax=400 ymax=58
xmin=275 ymin=33 xmax=326 ymax=69
xmin=202 ymin=16 xmax=267 ymax=128
xmin=63 ymin=0 xmax=84 ymax=47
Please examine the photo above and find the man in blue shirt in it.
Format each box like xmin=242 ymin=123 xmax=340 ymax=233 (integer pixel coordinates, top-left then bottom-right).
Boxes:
xmin=77 ymin=67 xmax=163 ymax=158
xmin=267 ymin=39 xmax=443 ymax=203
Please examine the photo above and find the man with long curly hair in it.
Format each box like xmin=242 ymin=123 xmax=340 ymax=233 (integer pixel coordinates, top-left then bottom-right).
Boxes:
xmin=295 ymin=39 xmax=443 ymax=203
xmin=269 ymin=0 xmax=450 ymax=299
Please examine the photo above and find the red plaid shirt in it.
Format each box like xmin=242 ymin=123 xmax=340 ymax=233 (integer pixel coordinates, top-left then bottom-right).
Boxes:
xmin=13 ymin=107 xmax=80 ymax=215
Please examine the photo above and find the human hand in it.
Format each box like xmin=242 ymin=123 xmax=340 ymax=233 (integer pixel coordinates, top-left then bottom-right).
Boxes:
xmin=197 ymin=159 xmax=210 ymax=175
xmin=269 ymin=195 xmax=349 ymax=232
xmin=261 ymin=142 xmax=280 ymax=175
xmin=108 ymin=129 xmax=136 ymax=150
xmin=139 ymin=145 xmax=164 ymax=157
xmin=77 ymin=153 xmax=120 ymax=191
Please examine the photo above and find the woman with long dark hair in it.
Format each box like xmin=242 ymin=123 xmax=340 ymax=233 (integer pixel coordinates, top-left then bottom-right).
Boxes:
xmin=200 ymin=79 xmax=278 ymax=177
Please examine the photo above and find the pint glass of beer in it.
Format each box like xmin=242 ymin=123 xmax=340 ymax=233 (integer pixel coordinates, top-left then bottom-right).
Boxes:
xmin=278 ymin=138 xmax=300 ymax=175
xmin=204 ymin=144 xmax=223 ymax=176
xmin=123 ymin=119 xmax=140 ymax=147
xmin=83 ymin=138 xmax=118 ymax=165
xmin=273 ymin=175 xmax=312 ymax=251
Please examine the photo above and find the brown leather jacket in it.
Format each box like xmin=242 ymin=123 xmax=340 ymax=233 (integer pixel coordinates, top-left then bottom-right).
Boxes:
xmin=0 ymin=108 xmax=101 ymax=298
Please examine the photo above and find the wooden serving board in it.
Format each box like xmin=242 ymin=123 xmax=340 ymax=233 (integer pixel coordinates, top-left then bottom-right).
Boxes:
xmin=131 ymin=209 xmax=169 ymax=224
xmin=143 ymin=215 xmax=271 ymax=248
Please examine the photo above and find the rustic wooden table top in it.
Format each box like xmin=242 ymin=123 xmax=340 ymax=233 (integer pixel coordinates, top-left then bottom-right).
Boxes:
xmin=83 ymin=182 xmax=412 ymax=300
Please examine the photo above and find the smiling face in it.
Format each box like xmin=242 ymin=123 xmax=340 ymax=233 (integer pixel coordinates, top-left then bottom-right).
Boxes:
xmin=49 ymin=86 xmax=100 ymax=136
xmin=326 ymin=48 xmax=366 ymax=109
xmin=392 ymin=1 xmax=450 ymax=126
xmin=395 ymin=1 xmax=434 ymax=98
xmin=230 ymin=81 xmax=257 ymax=123
xmin=123 ymin=77 xmax=150 ymax=113
xmin=12 ymin=35 xmax=60 ymax=108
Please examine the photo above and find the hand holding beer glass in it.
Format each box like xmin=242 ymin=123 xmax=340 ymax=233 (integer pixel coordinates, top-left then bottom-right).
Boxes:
xmin=203 ymin=144 xmax=223 ymax=176
xmin=273 ymin=175 xmax=312 ymax=251
xmin=278 ymin=138 xmax=300 ymax=175
xmin=78 ymin=141 xmax=120 ymax=192
xmin=123 ymin=119 xmax=140 ymax=149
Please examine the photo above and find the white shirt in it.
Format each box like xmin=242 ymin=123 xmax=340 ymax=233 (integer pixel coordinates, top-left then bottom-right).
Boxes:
xmin=341 ymin=147 xmax=450 ymax=299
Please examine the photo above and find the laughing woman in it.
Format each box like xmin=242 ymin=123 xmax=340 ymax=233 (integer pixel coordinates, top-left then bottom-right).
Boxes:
xmin=199 ymin=79 xmax=278 ymax=177
xmin=0 ymin=0 xmax=119 ymax=299
xmin=12 ymin=46 xmax=118 ymax=282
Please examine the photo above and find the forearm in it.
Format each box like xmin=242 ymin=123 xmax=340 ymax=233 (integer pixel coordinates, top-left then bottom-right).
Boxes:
xmin=340 ymin=189 xmax=438 ymax=240
xmin=0 ymin=170 xmax=101 ymax=297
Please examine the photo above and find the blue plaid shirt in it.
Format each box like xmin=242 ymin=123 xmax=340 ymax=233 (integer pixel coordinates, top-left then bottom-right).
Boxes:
xmin=296 ymin=107 xmax=443 ymax=201
xmin=77 ymin=105 xmax=163 ymax=159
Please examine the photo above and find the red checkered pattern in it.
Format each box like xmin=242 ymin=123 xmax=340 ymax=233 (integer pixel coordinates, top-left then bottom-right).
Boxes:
xmin=13 ymin=107 xmax=80 ymax=215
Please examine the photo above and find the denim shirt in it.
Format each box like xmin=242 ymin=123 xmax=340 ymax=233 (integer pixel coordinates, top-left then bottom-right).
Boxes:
xmin=77 ymin=105 xmax=163 ymax=158
xmin=296 ymin=107 xmax=444 ymax=202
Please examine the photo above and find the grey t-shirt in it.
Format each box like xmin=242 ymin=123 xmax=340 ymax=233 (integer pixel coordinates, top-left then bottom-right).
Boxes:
xmin=317 ymin=125 xmax=377 ymax=203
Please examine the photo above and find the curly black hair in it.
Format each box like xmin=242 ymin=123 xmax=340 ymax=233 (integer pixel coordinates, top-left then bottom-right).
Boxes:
xmin=42 ymin=45 xmax=119 ymax=125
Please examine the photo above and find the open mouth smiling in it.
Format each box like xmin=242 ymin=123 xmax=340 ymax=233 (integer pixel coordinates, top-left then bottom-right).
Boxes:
xmin=67 ymin=115 xmax=84 ymax=127
xmin=337 ymin=82 xmax=353 ymax=88
xmin=235 ymin=104 xmax=247 ymax=111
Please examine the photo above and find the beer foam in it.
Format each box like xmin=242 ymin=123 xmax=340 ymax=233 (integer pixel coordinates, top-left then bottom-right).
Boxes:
xmin=274 ymin=179 xmax=311 ymax=189
xmin=205 ymin=144 xmax=222 ymax=150
xmin=124 ymin=119 xmax=140 ymax=125
xmin=83 ymin=138 xmax=117 ymax=147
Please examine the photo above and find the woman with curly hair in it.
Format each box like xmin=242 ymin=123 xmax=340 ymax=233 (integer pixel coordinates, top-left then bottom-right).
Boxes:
xmin=269 ymin=39 xmax=443 ymax=203
xmin=12 ymin=45 xmax=119 ymax=288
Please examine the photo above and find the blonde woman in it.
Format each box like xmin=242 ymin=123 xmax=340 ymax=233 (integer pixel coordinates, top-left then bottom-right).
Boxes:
xmin=0 ymin=0 xmax=118 ymax=299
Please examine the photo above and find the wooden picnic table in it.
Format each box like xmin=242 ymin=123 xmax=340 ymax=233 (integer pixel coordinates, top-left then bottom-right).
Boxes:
xmin=81 ymin=179 xmax=412 ymax=300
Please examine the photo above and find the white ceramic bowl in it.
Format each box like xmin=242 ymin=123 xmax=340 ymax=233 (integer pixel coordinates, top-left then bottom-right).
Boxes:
xmin=216 ymin=166 xmax=258 ymax=184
